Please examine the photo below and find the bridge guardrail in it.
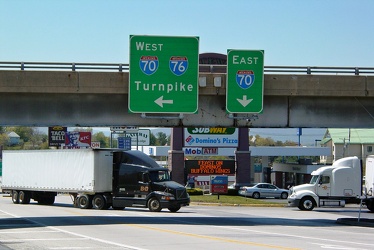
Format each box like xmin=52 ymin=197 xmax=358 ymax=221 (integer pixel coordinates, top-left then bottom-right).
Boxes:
xmin=0 ymin=62 xmax=374 ymax=75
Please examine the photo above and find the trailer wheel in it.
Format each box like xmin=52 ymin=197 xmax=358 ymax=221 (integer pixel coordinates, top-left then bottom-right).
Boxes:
xmin=12 ymin=191 xmax=19 ymax=204
xmin=147 ymin=197 xmax=162 ymax=212
xmin=92 ymin=194 xmax=108 ymax=210
xmin=19 ymin=191 xmax=31 ymax=204
xmin=298 ymin=197 xmax=315 ymax=211
xmin=78 ymin=195 xmax=92 ymax=209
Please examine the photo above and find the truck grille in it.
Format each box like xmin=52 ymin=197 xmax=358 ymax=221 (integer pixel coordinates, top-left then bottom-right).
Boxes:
xmin=176 ymin=188 xmax=188 ymax=199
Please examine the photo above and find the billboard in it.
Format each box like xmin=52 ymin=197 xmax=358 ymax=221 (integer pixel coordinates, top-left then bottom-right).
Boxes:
xmin=64 ymin=132 xmax=91 ymax=149
xmin=125 ymin=129 xmax=150 ymax=146
xmin=48 ymin=126 xmax=67 ymax=147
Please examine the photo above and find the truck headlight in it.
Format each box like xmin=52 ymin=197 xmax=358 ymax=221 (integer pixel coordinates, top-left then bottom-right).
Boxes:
xmin=162 ymin=195 xmax=175 ymax=201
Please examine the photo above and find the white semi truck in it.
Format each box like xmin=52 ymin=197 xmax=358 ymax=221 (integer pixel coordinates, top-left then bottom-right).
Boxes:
xmin=288 ymin=155 xmax=374 ymax=211
xmin=1 ymin=149 xmax=190 ymax=212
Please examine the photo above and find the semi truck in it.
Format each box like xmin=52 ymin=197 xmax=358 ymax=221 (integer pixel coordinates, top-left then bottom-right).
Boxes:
xmin=1 ymin=149 xmax=190 ymax=212
xmin=288 ymin=155 xmax=374 ymax=211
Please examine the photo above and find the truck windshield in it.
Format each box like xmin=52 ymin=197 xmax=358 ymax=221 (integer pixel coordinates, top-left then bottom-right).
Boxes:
xmin=149 ymin=170 xmax=170 ymax=182
xmin=309 ymin=175 xmax=319 ymax=184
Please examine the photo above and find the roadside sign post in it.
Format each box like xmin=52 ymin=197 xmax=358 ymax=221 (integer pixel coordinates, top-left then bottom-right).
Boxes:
xmin=210 ymin=175 xmax=228 ymax=198
xmin=129 ymin=35 xmax=199 ymax=113
xmin=226 ymin=50 xmax=264 ymax=113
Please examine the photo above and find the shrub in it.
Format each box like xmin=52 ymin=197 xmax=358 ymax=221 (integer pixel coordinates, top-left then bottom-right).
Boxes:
xmin=187 ymin=188 xmax=204 ymax=195
xmin=227 ymin=189 xmax=239 ymax=196
xmin=187 ymin=188 xmax=238 ymax=196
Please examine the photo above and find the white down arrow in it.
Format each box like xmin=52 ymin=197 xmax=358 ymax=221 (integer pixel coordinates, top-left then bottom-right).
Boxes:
xmin=236 ymin=95 xmax=253 ymax=107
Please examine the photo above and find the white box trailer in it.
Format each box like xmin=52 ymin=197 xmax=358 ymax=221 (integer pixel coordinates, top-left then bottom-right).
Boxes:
xmin=1 ymin=149 xmax=190 ymax=212
xmin=2 ymin=149 xmax=113 ymax=193
xmin=365 ymin=155 xmax=374 ymax=197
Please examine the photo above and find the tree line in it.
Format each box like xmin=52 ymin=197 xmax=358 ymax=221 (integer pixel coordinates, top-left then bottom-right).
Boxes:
xmin=0 ymin=127 xmax=170 ymax=150
xmin=1 ymin=127 xmax=318 ymax=163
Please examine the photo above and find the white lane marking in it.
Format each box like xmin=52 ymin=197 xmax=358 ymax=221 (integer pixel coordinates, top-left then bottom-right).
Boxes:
xmin=221 ymin=225 xmax=374 ymax=247
xmin=311 ymin=242 xmax=366 ymax=250
xmin=0 ymin=209 xmax=148 ymax=250
xmin=0 ymin=230 xmax=59 ymax=234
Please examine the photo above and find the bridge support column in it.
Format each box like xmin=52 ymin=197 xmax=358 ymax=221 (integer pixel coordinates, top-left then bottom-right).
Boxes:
xmin=168 ymin=127 xmax=185 ymax=185
xmin=235 ymin=128 xmax=252 ymax=186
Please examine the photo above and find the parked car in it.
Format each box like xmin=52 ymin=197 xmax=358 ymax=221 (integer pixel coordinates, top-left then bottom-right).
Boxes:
xmin=228 ymin=182 xmax=254 ymax=190
xmin=238 ymin=183 xmax=289 ymax=199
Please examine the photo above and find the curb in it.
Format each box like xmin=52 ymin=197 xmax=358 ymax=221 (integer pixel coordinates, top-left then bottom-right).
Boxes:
xmin=336 ymin=218 xmax=374 ymax=227
xmin=190 ymin=202 xmax=287 ymax=207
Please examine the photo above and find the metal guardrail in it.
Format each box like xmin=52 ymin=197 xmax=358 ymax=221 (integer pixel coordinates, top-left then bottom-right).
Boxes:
xmin=0 ymin=62 xmax=129 ymax=72
xmin=0 ymin=61 xmax=374 ymax=75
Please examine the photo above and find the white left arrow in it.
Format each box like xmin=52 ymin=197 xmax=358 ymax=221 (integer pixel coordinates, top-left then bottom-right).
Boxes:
xmin=155 ymin=96 xmax=173 ymax=108
xmin=236 ymin=95 xmax=253 ymax=107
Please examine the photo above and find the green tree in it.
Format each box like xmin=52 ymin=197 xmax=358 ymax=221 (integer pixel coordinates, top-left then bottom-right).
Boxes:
xmin=28 ymin=128 xmax=46 ymax=149
xmin=283 ymin=140 xmax=298 ymax=146
xmin=166 ymin=134 xmax=171 ymax=146
xmin=156 ymin=132 xmax=168 ymax=146
xmin=4 ymin=127 xmax=47 ymax=149
xmin=150 ymin=133 xmax=157 ymax=145
xmin=256 ymin=136 xmax=276 ymax=146
xmin=0 ymin=133 xmax=9 ymax=146
xmin=6 ymin=127 xmax=33 ymax=143
xmin=92 ymin=132 xmax=109 ymax=148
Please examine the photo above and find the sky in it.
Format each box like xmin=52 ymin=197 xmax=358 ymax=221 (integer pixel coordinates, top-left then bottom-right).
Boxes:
xmin=1 ymin=0 xmax=373 ymax=66
xmin=1 ymin=0 xmax=372 ymax=145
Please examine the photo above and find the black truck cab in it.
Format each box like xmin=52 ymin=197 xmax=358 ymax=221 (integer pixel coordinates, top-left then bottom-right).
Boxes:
xmin=112 ymin=150 xmax=190 ymax=212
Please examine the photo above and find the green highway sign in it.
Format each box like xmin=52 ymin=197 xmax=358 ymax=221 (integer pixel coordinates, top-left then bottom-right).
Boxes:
xmin=129 ymin=35 xmax=199 ymax=113
xmin=226 ymin=50 xmax=264 ymax=113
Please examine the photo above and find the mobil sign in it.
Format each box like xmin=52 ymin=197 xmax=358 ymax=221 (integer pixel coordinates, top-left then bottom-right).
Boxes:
xmin=184 ymin=148 xmax=202 ymax=155
xmin=183 ymin=147 xmax=219 ymax=155
xmin=184 ymin=127 xmax=238 ymax=147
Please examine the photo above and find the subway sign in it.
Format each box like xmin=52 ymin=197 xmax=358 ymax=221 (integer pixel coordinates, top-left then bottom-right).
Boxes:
xmin=184 ymin=127 xmax=238 ymax=147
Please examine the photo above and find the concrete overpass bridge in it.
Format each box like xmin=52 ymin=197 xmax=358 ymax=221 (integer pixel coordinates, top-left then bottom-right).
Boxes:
xmin=1 ymin=61 xmax=373 ymax=186
xmin=0 ymin=61 xmax=374 ymax=128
